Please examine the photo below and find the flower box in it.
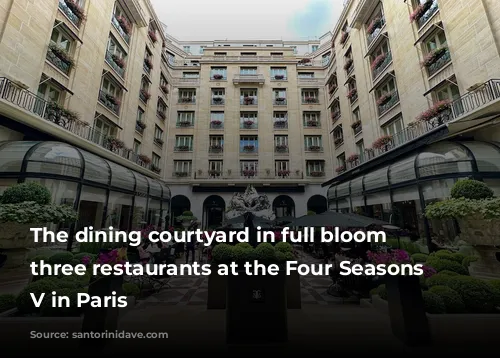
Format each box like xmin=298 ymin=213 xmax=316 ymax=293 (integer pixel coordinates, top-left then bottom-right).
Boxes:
xmin=347 ymin=88 xmax=357 ymax=100
xmin=376 ymin=93 xmax=392 ymax=106
xmin=210 ymin=120 xmax=222 ymax=127
xmin=212 ymin=74 xmax=224 ymax=80
xmin=175 ymin=145 xmax=190 ymax=151
xmin=372 ymin=135 xmax=393 ymax=149
xmin=275 ymin=97 xmax=286 ymax=102
xmin=116 ymin=16 xmax=131 ymax=34
xmin=48 ymin=43 xmax=75 ymax=68
xmin=243 ymin=120 xmax=255 ymax=127
xmin=154 ymin=137 xmax=164 ymax=145
xmin=304 ymin=97 xmax=318 ymax=103
xmin=180 ymin=97 xmax=193 ymax=103
xmin=310 ymin=171 xmax=325 ymax=177
xmin=421 ymin=47 xmax=448 ymax=68
xmin=178 ymin=121 xmax=192 ymax=127
xmin=308 ymin=146 xmax=321 ymax=151
xmin=64 ymin=0 xmax=86 ymax=21
xmin=306 ymin=120 xmax=319 ymax=127
xmin=242 ymin=170 xmax=255 ymax=176
xmin=160 ymin=85 xmax=169 ymax=94
xmin=351 ymin=120 xmax=362 ymax=129
xmin=367 ymin=17 xmax=382 ymax=35
xmin=275 ymin=145 xmax=288 ymax=152
xmin=343 ymin=58 xmax=353 ymax=71
xmin=278 ymin=170 xmax=290 ymax=177
xmin=335 ymin=165 xmax=345 ymax=173
xmin=209 ymin=144 xmax=223 ymax=151
xmin=151 ymin=164 xmax=161 ymax=174
xmin=243 ymin=145 xmax=255 ymax=152
xmin=416 ymin=100 xmax=451 ymax=122
xmin=274 ymin=120 xmax=287 ymax=127
xmin=299 ymin=58 xmax=311 ymax=64
xmin=144 ymin=58 xmax=153 ymax=70
xmin=148 ymin=30 xmax=158 ymax=42
xmin=208 ymin=170 xmax=222 ymax=176
xmin=410 ymin=0 xmax=433 ymax=23
xmin=274 ymin=75 xmax=285 ymax=80
xmin=174 ymin=172 xmax=189 ymax=177
xmin=371 ymin=53 xmax=386 ymax=70
xmin=111 ymin=54 xmax=126 ymax=69
xmin=212 ymin=97 xmax=223 ymax=103
xmin=138 ymin=154 xmax=151 ymax=164
xmin=346 ymin=153 xmax=359 ymax=163
xmin=243 ymin=97 xmax=254 ymax=104
xmin=340 ymin=31 xmax=348 ymax=44
xmin=136 ymin=120 xmax=146 ymax=130
xmin=105 ymin=93 xmax=120 ymax=106
xmin=140 ymin=89 xmax=151 ymax=100
xmin=106 ymin=137 xmax=124 ymax=150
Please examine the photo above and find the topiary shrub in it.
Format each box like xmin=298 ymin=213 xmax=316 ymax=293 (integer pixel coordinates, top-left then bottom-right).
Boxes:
xmin=429 ymin=285 xmax=466 ymax=313
xmin=275 ymin=242 xmax=293 ymax=253
xmin=255 ymin=243 xmax=276 ymax=261
xmin=73 ymin=252 xmax=96 ymax=262
xmin=122 ymin=283 xmax=140 ymax=297
xmin=426 ymin=257 xmax=469 ymax=275
xmin=211 ymin=244 xmax=235 ymax=263
xmin=439 ymin=270 xmax=460 ymax=276
xmin=235 ymin=242 xmax=253 ymax=250
xmin=445 ymin=276 xmax=497 ymax=313
xmin=426 ymin=273 xmax=455 ymax=287
xmin=385 ymin=238 xmax=421 ymax=254
xmin=0 ymin=294 xmax=16 ymax=313
xmin=371 ymin=284 xmax=387 ymax=300
xmin=182 ymin=211 xmax=193 ymax=216
xmin=0 ymin=182 xmax=51 ymax=205
xmin=422 ymin=291 xmax=446 ymax=314
xmin=48 ymin=252 xmax=74 ymax=265
xmin=450 ymin=179 xmax=494 ymax=200
xmin=233 ymin=245 xmax=253 ymax=262
xmin=487 ymin=279 xmax=500 ymax=307
xmin=30 ymin=255 xmax=49 ymax=264
xmin=16 ymin=279 xmax=59 ymax=314
xmin=275 ymin=251 xmax=286 ymax=262
xmin=431 ymin=250 xmax=466 ymax=264
xmin=462 ymin=256 xmax=478 ymax=267
xmin=412 ymin=253 xmax=429 ymax=263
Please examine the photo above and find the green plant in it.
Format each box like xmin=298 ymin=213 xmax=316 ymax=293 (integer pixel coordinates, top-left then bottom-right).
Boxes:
xmin=426 ymin=257 xmax=469 ymax=275
xmin=426 ymin=273 xmax=455 ymax=287
xmin=439 ymin=270 xmax=460 ymax=276
xmin=0 ymin=182 xmax=51 ymax=205
xmin=422 ymin=291 xmax=446 ymax=314
xmin=275 ymin=242 xmax=293 ymax=253
xmin=0 ymin=201 xmax=77 ymax=224
xmin=73 ymin=252 xmax=96 ymax=262
xmin=16 ymin=279 xmax=59 ymax=314
xmin=430 ymin=250 xmax=466 ymax=264
xmin=30 ymin=255 xmax=49 ymax=264
xmin=385 ymin=238 xmax=421 ymax=254
xmin=450 ymin=179 xmax=494 ymax=200
xmin=233 ymin=245 xmax=253 ymax=262
xmin=254 ymin=243 xmax=276 ymax=261
xmin=48 ymin=252 xmax=74 ymax=265
xmin=371 ymin=284 xmax=387 ymax=300
xmin=235 ymin=242 xmax=253 ymax=250
xmin=411 ymin=253 xmax=428 ymax=263
xmin=425 ymin=197 xmax=500 ymax=219
xmin=307 ymin=210 xmax=316 ymax=215
xmin=429 ymin=285 xmax=466 ymax=313
xmin=284 ymin=252 xmax=295 ymax=261
xmin=275 ymin=251 xmax=286 ymax=262
xmin=445 ymin=276 xmax=497 ymax=313
xmin=0 ymin=294 xmax=16 ymax=313
xmin=462 ymin=256 xmax=478 ymax=267
xmin=211 ymin=244 xmax=235 ymax=263
xmin=122 ymin=283 xmax=140 ymax=297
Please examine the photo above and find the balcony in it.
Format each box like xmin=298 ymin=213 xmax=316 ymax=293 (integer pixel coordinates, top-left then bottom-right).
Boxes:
xmin=271 ymin=74 xmax=287 ymax=81
xmin=46 ymin=45 xmax=72 ymax=75
xmin=105 ymin=51 xmax=126 ymax=78
xmin=347 ymin=89 xmax=358 ymax=105
xmin=426 ymin=48 xmax=451 ymax=77
xmin=240 ymin=97 xmax=257 ymax=106
xmin=273 ymin=98 xmax=287 ymax=106
xmin=372 ymin=52 xmax=392 ymax=80
xmin=351 ymin=121 xmax=362 ymax=135
xmin=143 ymin=59 xmax=152 ymax=75
xmin=211 ymin=97 xmax=225 ymax=105
xmin=334 ymin=136 xmax=344 ymax=148
xmin=211 ymin=74 xmax=227 ymax=81
xmin=178 ymin=97 xmax=195 ymax=104
xmin=273 ymin=120 xmax=288 ymax=130
xmin=377 ymin=91 xmax=400 ymax=116
xmin=416 ymin=0 xmax=439 ymax=29
xmin=304 ymin=120 xmax=321 ymax=128
xmin=111 ymin=15 xmax=131 ymax=44
xmin=58 ymin=0 xmax=84 ymax=28
xmin=153 ymin=137 xmax=163 ymax=147
xmin=331 ymin=111 xmax=341 ymax=124
xmin=135 ymin=121 xmax=145 ymax=134
xmin=275 ymin=144 xmax=289 ymax=154
xmin=0 ymin=77 xmax=158 ymax=173
xmin=139 ymin=89 xmax=150 ymax=103
xmin=210 ymin=121 xmax=223 ymax=129
xmin=209 ymin=144 xmax=223 ymax=154
xmin=302 ymin=97 xmax=319 ymax=105
xmin=241 ymin=145 xmax=258 ymax=154
xmin=307 ymin=170 xmax=325 ymax=178
xmin=173 ymin=171 xmax=191 ymax=178
xmin=306 ymin=145 xmax=323 ymax=152
xmin=98 ymin=90 xmax=120 ymax=115
xmin=176 ymin=120 xmax=194 ymax=128
xmin=366 ymin=17 xmax=385 ymax=47
xmin=174 ymin=145 xmax=192 ymax=152
xmin=241 ymin=120 xmax=258 ymax=130
xmin=233 ymin=74 xmax=265 ymax=85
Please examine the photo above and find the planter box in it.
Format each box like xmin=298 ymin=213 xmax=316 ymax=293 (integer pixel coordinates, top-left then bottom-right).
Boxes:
xmin=286 ymin=271 xmax=301 ymax=309
xmin=81 ymin=275 xmax=123 ymax=348
xmin=457 ymin=216 xmax=500 ymax=246
xmin=385 ymin=275 xmax=430 ymax=346
xmin=207 ymin=265 xmax=227 ymax=309
xmin=226 ymin=270 xmax=287 ymax=344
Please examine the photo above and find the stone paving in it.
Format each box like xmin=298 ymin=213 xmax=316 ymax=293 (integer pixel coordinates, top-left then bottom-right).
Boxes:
xmin=140 ymin=251 xmax=341 ymax=306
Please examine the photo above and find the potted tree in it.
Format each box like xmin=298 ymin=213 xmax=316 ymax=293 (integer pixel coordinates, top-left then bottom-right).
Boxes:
xmin=0 ymin=182 xmax=77 ymax=268
xmin=207 ymin=243 xmax=234 ymax=309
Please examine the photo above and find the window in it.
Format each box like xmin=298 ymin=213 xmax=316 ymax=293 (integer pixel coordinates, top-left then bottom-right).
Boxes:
xmin=50 ymin=27 xmax=72 ymax=52
xmin=275 ymin=160 xmax=289 ymax=174
xmin=240 ymin=52 xmax=257 ymax=56
xmin=240 ymin=112 xmax=258 ymax=129
xmin=179 ymin=89 xmax=196 ymax=102
xmin=304 ymin=136 xmax=322 ymax=150
xmin=353 ymin=107 xmax=361 ymax=122
xmin=270 ymin=67 xmax=287 ymax=79
xmin=312 ymin=45 xmax=319 ymax=52
xmin=157 ymin=98 xmax=167 ymax=116
xmin=306 ymin=161 xmax=325 ymax=175
xmin=240 ymin=67 xmax=257 ymax=75
xmin=214 ymin=52 xmax=227 ymax=56
xmin=101 ymin=77 xmax=119 ymax=96
xmin=210 ymin=111 xmax=224 ymax=124
xmin=240 ymin=136 xmax=258 ymax=152
xmin=209 ymin=135 xmax=224 ymax=147
xmin=322 ymin=53 xmax=331 ymax=65
xmin=375 ymin=78 xmax=397 ymax=98
xmin=298 ymin=72 xmax=314 ymax=78
xmin=93 ymin=117 xmax=117 ymax=146
xmin=182 ymin=72 xmax=199 ymax=78
xmin=107 ymin=36 xmax=126 ymax=60
xmin=240 ymin=161 xmax=258 ymax=175
xmin=37 ymin=82 xmax=61 ymax=103
xmin=333 ymin=125 xmax=344 ymax=142
xmin=435 ymin=82 xmax=460 ymax=102
xmin=424 ymin=30 xmax=447 ymax=53
xmin=302 ymin=89 xmax=319 ymax=103
xmin=275 ymin=136 xmax=288 ymax=149
xmin=174 ymin=160 xmax=192 ymax=174
xmin=199 ymin=46 xmax=205 ymax=54
xmin=303 ymin=112 xmax=320 ymax=126
xmin=209 ymin=160 xmax=223 ymax=173
xmin=177 ymin=111 xmax=195 ymax=126
xmin=152 ymin=153 xmax=161 ymax=168
xmin=144 ymin=47 xmax=153 ymax=66
xmin=160 ymin=74 xmax=168 ymax=88
xmin=382 ymin=116 xmax=403 ymax=136
xmin=273 ymin=89 xmax=286 ymax=102
xmin=133 ymin=139 xmax=141 ymax=154
xmin=210 ymin=67 xmax=227 ymax=79
xmin=372 ymin=41 xmax=390 ymax=59
xmin=183 ymin=46 xmax=191 ymax=53
xmin=356 ymin=140 xmax=365 ymax=157
xmin=337 ymin=154 xmax=346 ymax=167
xmin=291 ymin=46 xmax=297 ymax=54
xmin=240 ymin=89 xmax=257 ymax=104
xmin=154 ymin=125 xmax=163 ymax=140
xmin=175 ymin=135 xmax=193 ymax=150
xmin=137 ymin=107 xmax=145 ymax=122
xmin=274 ymin=112 xmax=288 ymax=128
xmin=270 ymin=52 xmax=283 ymax=56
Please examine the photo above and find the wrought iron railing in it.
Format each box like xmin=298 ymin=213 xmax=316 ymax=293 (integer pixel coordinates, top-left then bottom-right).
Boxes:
xmin=111 ymin=16 xmax=131 ymax=44
xmin=372 ymin=51 xmax=392 ymax=80
xmin=58 ymin=0 xmax=82 ymax=28
xmin=105 ymin=51 xmax=125 ymax=78
xmin=273 ymin=120 xmax=288 ymax=129
xmin=0 ymin=77 xmax=154 ymax=171
xmin=98 ymin=90 xmax=120 ymax=115
xmin=427 ymin=49 xmax=451 ymax=77
xmin=377 ymin=91 xmax=400 ymax=116
xmin=367 ymin=17 xmax=385 ymax=47
xmin=273 ymin=98 xmax=287 ymax=106
xmin=417 ymin=0 xmax=439 ymax=29
xmin=46 ymin=48 xmax=71 ymax=75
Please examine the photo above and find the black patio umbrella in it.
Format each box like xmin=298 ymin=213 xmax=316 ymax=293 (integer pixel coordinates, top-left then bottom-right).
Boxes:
xmin=223 ymin=214 xmax=274 ymax=227
xmin=287 ymin=211 xmax=393 ymax=228
xmin=274 ymin=216 xmax=295 ymax=223
xmin=342 ymin=213 xmax=394 ymax=228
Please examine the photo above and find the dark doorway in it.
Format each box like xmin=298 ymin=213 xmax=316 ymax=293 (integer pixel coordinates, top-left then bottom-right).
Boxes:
xmin=171 ymin=195 xmax=191 ymax=227
xmin=307 ymin=195 xmax=327 ymax=214
xmin=272 ymin=195 xmax=295 ymax=218
xmin=203 ymin=195 xmax=225 ymax=229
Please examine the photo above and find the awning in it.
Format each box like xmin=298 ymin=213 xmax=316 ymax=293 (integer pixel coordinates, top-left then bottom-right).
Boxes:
xmin=102 ymin=70 xmax=128 ymax=92
xmin=40 ymin=74 xmax=74 ymax=95
xmin=364 ymin=32 xmax=388 ymax=58
xmin=344 ymin=74 xmax=355 ymax=86
xmin=54 ymin=20 xmax=83 ymax=44
xmin=369 ymin=70 xmax=395 ymax=93
xmin=423 ymin=76 xmax=457 ymax=97
xmin=414 ymin=21 xmax=443 ymax=46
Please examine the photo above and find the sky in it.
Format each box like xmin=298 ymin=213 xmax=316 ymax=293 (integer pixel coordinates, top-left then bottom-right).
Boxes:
xmin=150 ymin=0 xmax=344 ymax=41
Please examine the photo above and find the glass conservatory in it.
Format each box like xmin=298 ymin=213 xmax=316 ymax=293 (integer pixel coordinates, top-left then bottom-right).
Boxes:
xmin=327 ymin=141 xmax=500 ymax=242
xmin=0 ymin=141 xmax=171 ymax=232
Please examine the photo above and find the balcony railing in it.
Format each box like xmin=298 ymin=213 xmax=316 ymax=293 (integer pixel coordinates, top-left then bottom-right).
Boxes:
xmin=377 ymin=91 xmax=400 ymax=116
xmin=211 ymin=97 xmax=225 ymax=105
xmin=176 ymin=120 xmax=194 ymax=128
xmin=275 ymin=145 xmax=289 ymax=154
xmin=143 ymin=60 xmax=152 ymax=75
xmin=209 ymin=145 xmax=224 ymax=154
xmin=0 ymin=77 xmax=157 ymax=172
xmin=174 ymin=145 xmax=193 ymax=152
xmin=241 ymin=145 xmax=258 ymax=153
xmin=210 ymin=121 xmax=223 ymax=129
xmin=178 ymin=97 xmax=196 ymax=104
xmin=306 ymin=145 xmax=323 ymax=152
xmin=427 ymin=49 xmax=451 ymax=77
xmin=417 ymin=0 xmax=439 ymax=29
xmin=105 ymin=51 xmax=125 ymax=78
xmin=98 ymin=90 xmax=120 ymax=115
xmin=302 ymin=97 xmax=319 ymax=104
xmin=273 ymin=98 xmax=287 ymax=106
xmin=46 ymin=48 xmax=71 ymax=75
xmin=304 ymin=120 xmax=321 ymax=128
xmin=367 ymin=17 xmax=386 ymax=47
xmin=210 ymin=74 xmax=227 ymax=80
xmin=233 ymin=74 xmax=265 ymax=84
xmin=273 ymin=120 xmax=288 ymax=129
xmin=306 ymin=170 xmax=326 ymax=178
xmin=331 ymin=111 xmax=341 ymax=123
xmin=240 ymin=97 xmax=257 ymax=105
xmin=372 ymin=52 xmax=392 ymax=80
xmin=111 ymin=15 xmax=131 ymax=44
xmin=336 ymin=79 xmax=500 ymax=175
xmin=240 ymin=121 xmax=258 ymax=130
xmin=58 ymin=0 xmax=82 ymax=28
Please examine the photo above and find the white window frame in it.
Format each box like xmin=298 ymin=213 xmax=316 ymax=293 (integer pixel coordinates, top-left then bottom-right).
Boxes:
xmin=375 ymin=77 xmax=396 ymax=98
xmin=37 ymin=82 xmax=62 ymax=103
xmin=152 ymin=153 xmax=161 ymax=167
xmin=303 ymin=112 xmax=320 ymax=123
xmin=154 ymin=125 xmax=163 ymax=140
xmin=435 ymin=83 xmax=460 ymax=102
xmin=50 ymin=27 xmax=72 ymax=52
xmin=209 ymin=160 xmax=223 ymax=172
xmin=210 ymin=111 xmax=224 ymax=123
xmin=210 ymin=67 xmax=227 ymax=79
xmin=102 ymin=77 xmax=119 ymax=96
xmin=275 ymin=160 xmax=289 ymax=173
xmin=382 ymin=117 xmax=403 ymax=136
xmin=177 ymin=111 xmax=195 ymax=124
xmin=240 ymin=161 xmax=258 ymax=173
xmin=240 ymin=136 xmax=258 ymax=150
xmin=305 ymin=136 xmax=322 ymax=149
xmin=275 ymin=135 xmax=288 ymax=146
xmin=107 ymin=36 xmax=126 ymax=59
xmin=273 ymin=89 xmax=286 ymax=99
xmin=302 ymin=90 xmax=318 ymax=101
xmin=274 ymin=112 xmax=287 ymax=120
xmin=175 ymin=135 xmax=193 ymax=148
xmin=270 ymin=67 xmax=287 ymax=78
xmin=209 ymin=135 xmax=224 ymax=146
xmin=174 ymin=160 xmax=192 ymax=173
xmin=424 ymin=30 xmax=447 ymax=53
xmin=240 ymin=67 xmax=257 ymax=75
xmin=179 ymin=89 xmax=196 ymax=100
xmin=307 ymin=161 xmax=325 ymax=174
xmin=182 ymin=72 xmax=199 ymax=78
xmin=133 ymin=139 xmax=141 ymax=154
